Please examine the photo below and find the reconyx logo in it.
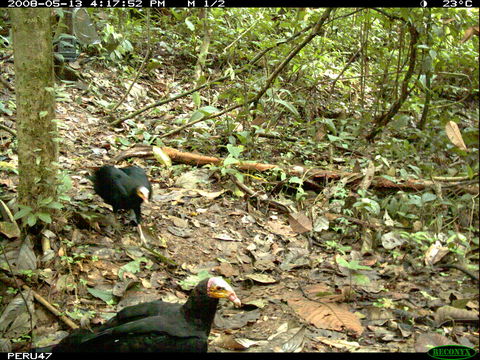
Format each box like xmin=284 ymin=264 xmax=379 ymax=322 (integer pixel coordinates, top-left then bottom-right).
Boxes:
xmin=427 ymin=345 xmax=478 ymax=360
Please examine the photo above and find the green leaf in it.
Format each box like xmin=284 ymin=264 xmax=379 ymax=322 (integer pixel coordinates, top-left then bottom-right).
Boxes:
xmin=407 ymin=195 xmax=422 ymax=207
xmin=336 ymin=257 xmax=349 ymax=268
xmin=38 ymin=197 xmax=53 ymax=206
xmin=380 ymin=175 xmax=398 ymax=183
xmin=198 ymin=106 xmax=219 ymax=115
xmin=178 ymin=270 xmax=212 ymax=291
xmin=226 ymin=144 xmax=243 ymax=158
xmin=324 ymin=118 xmax=337 ymax=135
xmin=421 ymin=192 xmax=437 ymax=204
xmin=466 ymin=165 xmax=474 ymax=179
xmin=189 ymin=110 xmax=205 ymax=122
xmin=47 ymin=202 xmax=63 ymax=210
xmin=37 ymin=213 xmax=52 ymax=224
xmin=348 ymin=260 xmax=372 ymax=271
xmin=354 ymin=198 xmax=380 ymax=215
xmin=327 ymin=134 xmax=341 ymax=142
xmin=352 ymin=273 xmax=371 ymax=285
xmin=118 ymin=258 xmax=148 ymax=279
xmin=87 ymin=287 xmax=115 ymax=304
xmin=235 ymin=131 xmax=251 ymax=145
xmin=39 ymin=111 xmax=49 ymax=118
xmin=223 ymin=157 xmax=239 ymax=166
xmin=273 ymin=99 xmax=300 ymax=117
xmin=192 ymin=92 xmax=201 ymax=107
xmin=14 ymin=206 xmax=33 ymax=220
xmin=185 ymin=18 xmax=195 ymax=31
xmin=27 ymin=214 xmax=37 ymax=227
xmin=289 ymin=176 xmax=303 ymax=185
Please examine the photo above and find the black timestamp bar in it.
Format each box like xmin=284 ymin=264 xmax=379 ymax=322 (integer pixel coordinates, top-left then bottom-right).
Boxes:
xmin=6 ymin=0 xmax=229 ymax=6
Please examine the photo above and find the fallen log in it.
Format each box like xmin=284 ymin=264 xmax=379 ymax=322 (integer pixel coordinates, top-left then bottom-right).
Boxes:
xmin=112 ymin=145 xmax=478 ymax=195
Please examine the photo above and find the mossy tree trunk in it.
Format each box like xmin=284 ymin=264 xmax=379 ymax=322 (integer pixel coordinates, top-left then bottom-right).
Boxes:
xmin=10 ymin=9 xmax=58 ymax=228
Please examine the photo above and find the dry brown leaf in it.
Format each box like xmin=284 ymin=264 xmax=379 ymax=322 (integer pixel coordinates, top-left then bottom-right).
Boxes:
xmin=0 ymin=291 xmax=35 ymax=337
xmin=215 ymin=262 xmax=239 ymax=278
xmin=424 ymin=241 xmax=449 ymax=266
xmin=434 ymin=305 xmax=480 ymax=325
xmin=414 ymin=333 xmax=457 ymax=352
xmin=214 ymin=309 xmax=261 ymax=330
xmin=288 ymin=212 xmax=312 ymax=234
xmin=0 ymin=222 xmax=20 ymax=239
xmin=315 ymin=337 xmax=360 ymax=351
xmin=252 ymin=116 xmax=267 ymax=126
xmin=315 ymin=124 xmax=326 ymax=142
xmin=359 ymin=160 xmax=375 ymax=191
xmin=141 ymin=278 xmax=152 ymax=289
xmin=445 ymin=121 xmax=467 ymax=150
xmin=197 ymin=189 xmax=226 ymax=199
xmin=214 ymin=233 xmax=240 ymax=242
xmin=211 ymin=334 xmax=259 ymax=350
xmin=303 ymin=284 xmax=338 ymax=302
xmin=171 ymin=216 xmax=188 ymax=228
xmin=461 ymin=25 xmax=479 ymax=43
xmin=267 ymin=220 xmax=296 ymax=237
xmin=287 ymin=297 xmax=364 ymax=337
xmin=246 ymin=273 xmax=277 ymax=284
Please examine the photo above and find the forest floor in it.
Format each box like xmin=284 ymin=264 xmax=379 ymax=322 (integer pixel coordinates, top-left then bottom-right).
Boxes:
xmin=1 ymin=60 xmax=478 ymax=353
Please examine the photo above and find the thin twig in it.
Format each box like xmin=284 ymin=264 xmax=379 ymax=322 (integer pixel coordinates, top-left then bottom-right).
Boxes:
xmin=141 ymin=245 xmax=178 ymax=267
xmin=0 ymin=76 xmax=14 ymax=92
xmin=0 ymin=122 xmax=16 ymax=136
xmin=109 ymin=9 xmax=151 ymax=114
xmin=23 ymin=284 xmax=79 ymax=330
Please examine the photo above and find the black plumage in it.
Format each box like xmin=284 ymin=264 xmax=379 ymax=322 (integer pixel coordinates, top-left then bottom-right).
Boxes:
xmin=92 ymin=165 xmax=152 ymax=225
xmin=34 ymin=277 xmax=241 ymax=353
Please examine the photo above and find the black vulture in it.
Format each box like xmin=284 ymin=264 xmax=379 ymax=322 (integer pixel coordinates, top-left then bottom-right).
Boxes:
xmin=91 ymin=165 xmax=152 ymax=244
xmin=34 ymin=277 xmax=241 ymax=352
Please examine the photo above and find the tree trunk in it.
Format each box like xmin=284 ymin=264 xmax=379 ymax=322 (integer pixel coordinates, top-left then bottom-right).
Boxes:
xmin=10 ymin=9 xmax=58 ymax=227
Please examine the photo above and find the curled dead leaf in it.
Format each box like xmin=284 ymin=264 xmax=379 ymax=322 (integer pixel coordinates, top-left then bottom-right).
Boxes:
xmin=246 ymin=273 xmax=277 ymax=284
xmin=435 ymin=305 xmax=479 ymax=325
xmin=424 ymin=241 xmax=449 ymax=266
xmin=445 ymin=121 xmax=467 ymax=150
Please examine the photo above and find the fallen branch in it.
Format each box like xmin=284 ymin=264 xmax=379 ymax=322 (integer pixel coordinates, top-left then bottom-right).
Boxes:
xmin=229 ymin=174 xmax=291 ymax=213
xmin=113 ymin=145 xmax=278 ymax=172
xmin=324 ymin=212 xmax=382 ymax=230
xmin=141 ymin=245 xmax=178 ymax=267
xmin=112 ymin=145 xmax=479 ymax=195
xmin=0 ymin=76 xmax=14 ymax=92
xmin=0 ymin=122 xmax=16 ymax=136
xmin=24 ymin=285 xmax=79 ymax=330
